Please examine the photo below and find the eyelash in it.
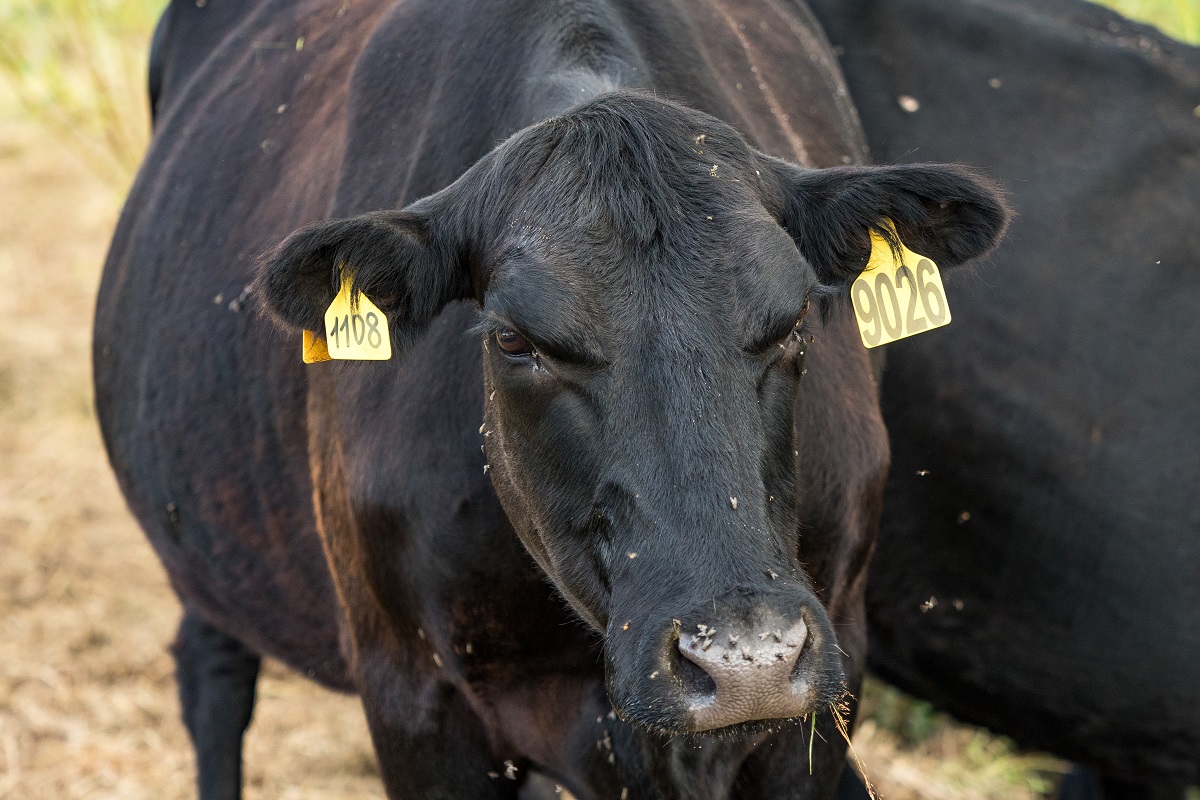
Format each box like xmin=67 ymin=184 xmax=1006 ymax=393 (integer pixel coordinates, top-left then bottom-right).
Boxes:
xmin=477 ymin=296 xmax=813 ymax=363
xmin=474 ymin=318 xmax=540 ymax=363
xmin=495 ymin=328 xmax=535 ymax=357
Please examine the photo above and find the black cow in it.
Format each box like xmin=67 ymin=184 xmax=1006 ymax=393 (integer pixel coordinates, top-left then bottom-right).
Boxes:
xmin=808 ymin=0 xmax=1200 ymax=797
xmin=95 ymin=0 xmax=1005 ymax=797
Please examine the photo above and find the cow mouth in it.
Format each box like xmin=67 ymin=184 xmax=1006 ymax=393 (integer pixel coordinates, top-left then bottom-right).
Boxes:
xmin=610 ymin=685 xmax=846 ymax=741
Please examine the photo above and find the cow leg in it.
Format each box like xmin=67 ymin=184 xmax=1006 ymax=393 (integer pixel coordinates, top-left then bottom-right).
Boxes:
xmin=172 ymin=606 xmax=261 ymax=800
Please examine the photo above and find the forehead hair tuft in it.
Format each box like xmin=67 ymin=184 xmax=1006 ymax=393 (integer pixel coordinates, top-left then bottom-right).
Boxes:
xmin=489 ymin=92 xmax=764 ymax=249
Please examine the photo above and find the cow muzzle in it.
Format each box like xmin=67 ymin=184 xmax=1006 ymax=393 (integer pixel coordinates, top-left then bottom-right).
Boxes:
xmin=607 ymin=584 xmax=845 ymax=734
xmin=677 ymin=613 xmax=813 ymax=730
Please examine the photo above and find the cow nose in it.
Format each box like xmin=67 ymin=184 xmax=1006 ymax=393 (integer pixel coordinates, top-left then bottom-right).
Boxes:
xmin=677 ymin=617 xmax=810 ymax=731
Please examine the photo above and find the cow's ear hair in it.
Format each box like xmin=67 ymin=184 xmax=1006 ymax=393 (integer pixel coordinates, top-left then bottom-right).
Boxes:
xmin=258 ymin=209 xmax=470 ymax=344
xmin=761 ymin=160 xmax=1009 ymax=287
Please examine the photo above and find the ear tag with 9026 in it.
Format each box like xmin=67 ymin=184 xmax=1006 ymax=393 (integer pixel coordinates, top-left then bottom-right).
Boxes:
xmin=302 ymin=277 xmax=392 ymax=362
xmin=850 ymin=221 xmax=951 ymax=348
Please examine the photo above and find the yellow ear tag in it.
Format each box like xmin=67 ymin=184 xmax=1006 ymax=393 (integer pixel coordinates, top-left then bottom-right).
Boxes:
xmin=851 ymin=221 xmax=951 ymax=348
xmin=301 ymin=329 xmax=332 ymax=363
xmin=303 ymin=278 xmax=392 ymax=361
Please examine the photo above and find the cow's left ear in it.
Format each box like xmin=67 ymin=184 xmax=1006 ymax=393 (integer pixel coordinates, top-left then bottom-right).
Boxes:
xmin=258 ymin=206 xmax=471 ymax=348
xmin=761 ymin=160 xmax=1009 ymax=287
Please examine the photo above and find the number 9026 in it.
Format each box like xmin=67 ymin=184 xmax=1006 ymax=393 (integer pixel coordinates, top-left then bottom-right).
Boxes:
xmin=851 ymin=258 xmax=949 ymax=348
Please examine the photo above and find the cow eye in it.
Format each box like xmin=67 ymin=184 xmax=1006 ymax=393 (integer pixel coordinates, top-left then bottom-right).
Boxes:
xmin=496 ymin=328 xmax=533 ymax=356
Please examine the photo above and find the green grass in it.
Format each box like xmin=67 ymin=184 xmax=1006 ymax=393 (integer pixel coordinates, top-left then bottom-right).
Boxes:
xmin=857 ymin=678 xmax=1068 ymax=798
xmin=1095 ymin=0 xmax=1200 ymax=42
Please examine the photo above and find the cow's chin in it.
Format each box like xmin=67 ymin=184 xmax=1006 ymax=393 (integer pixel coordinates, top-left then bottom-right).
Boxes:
xmin=605 ymin=682 xmax=844 ymax=740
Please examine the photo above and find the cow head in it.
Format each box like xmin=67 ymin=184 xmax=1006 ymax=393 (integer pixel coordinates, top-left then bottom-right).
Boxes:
xmin=261 ymin=92 xmax=1006 ymax=735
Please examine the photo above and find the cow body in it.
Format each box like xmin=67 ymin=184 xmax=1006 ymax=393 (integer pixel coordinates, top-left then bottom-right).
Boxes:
xmin=96 ymin=0 xmax=1004 ymax=797
xmin=809 ymin=0 xmax=1200 ymax=796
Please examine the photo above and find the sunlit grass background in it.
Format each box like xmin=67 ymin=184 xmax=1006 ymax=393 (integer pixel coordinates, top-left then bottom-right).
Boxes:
xmin=0 ymin=0 xmax=160 ymax=186
xmin=1117 ymin=0 xmax=1200 ymax=39
xmin=0 ymin=1 xmax=1195 ymax=799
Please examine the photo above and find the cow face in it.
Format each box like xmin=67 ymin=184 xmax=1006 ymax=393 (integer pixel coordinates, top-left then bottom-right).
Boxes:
xmin=261 ymin=92 xmax=1006 ymax=734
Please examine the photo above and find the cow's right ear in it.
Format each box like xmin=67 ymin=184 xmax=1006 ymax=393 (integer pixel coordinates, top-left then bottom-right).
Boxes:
xmin=757 ymin=158 xmax=1009 ymax=289
xmin=258 ymin=209 xmax=471 ymax=344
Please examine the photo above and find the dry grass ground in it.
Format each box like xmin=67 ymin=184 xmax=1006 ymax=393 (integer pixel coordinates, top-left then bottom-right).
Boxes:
xmin=0 ymin=92 xmax=383 ymax=800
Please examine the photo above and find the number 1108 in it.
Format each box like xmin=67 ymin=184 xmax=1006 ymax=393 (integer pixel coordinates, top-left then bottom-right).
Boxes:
xmin=329 ymin=311 xmax=383 ymax=349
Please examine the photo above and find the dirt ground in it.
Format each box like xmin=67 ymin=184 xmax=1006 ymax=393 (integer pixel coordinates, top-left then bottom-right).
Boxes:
xmin=0 ymin=100 xmax=385 ymax=799
xmin=0 ymin=89 xmax=1063 ymax=799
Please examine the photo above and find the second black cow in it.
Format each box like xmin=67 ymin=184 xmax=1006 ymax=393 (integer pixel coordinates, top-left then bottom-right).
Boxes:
xmin=811 ymin=0 xmax=1200 ymax=797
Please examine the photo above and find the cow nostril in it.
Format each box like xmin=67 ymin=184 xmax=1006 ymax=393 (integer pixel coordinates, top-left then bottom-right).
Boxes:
xmin=674 ymin=617 xmax=812 ymax=730
xmin=675 ymin=646 xmax=717 ymax=700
